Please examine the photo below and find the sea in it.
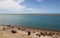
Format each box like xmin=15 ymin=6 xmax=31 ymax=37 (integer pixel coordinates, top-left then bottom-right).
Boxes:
xmin=0 ymin=15 xmax=60 ymax=31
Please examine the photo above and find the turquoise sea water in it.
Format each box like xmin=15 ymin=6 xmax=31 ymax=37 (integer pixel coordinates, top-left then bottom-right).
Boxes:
xmin=0 ymin=15 xmax=60 ymax=30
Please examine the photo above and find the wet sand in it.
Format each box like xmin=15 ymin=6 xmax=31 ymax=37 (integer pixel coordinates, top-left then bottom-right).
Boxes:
xmin=0 ymin=24 xmax=60 ymax=38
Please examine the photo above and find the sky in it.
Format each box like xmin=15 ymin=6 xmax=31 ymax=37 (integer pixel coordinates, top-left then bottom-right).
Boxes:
xmin=0 ymin=0 xmax=60 ymax=14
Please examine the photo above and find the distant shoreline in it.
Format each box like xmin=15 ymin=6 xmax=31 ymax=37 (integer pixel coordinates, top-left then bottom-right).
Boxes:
xmin=2 ymin=24 xmax=60 ymax=32
xmin=0 ymin=24 xmax=60 ymax=32
xmin=17 ymin=25 xmax=60 ymax=32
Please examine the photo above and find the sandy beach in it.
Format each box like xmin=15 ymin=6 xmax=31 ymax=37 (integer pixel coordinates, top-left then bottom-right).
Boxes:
xmin=0 ymin=24 xmax=60 ymax=38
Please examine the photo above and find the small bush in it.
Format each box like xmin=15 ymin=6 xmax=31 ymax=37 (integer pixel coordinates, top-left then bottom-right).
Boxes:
xmin=11 ymin=30 xmax=17 ymax=33
xmin=7 ymin=25 xmax=11 ymax=27
xmin=18 ymin=28 xmax=20 ymax=30
xmin=39 ymin=35 xmax=41 ymax=37
xmin=11 ymin=26 xmax=14 ymax=28
xmin=36 ymin=34 xmax=39 ymax=36
xmin=2 ymin=25 xmax=4 ymax=26
xmin=36 ymin=34 xmax=41 ymax=37
xmin=3 ymin=27 xmax=5 ymax=30
xmin=40 ymin=32 xmax=43 ymax=35
xmin=28 ymin=31 xmax=31 ymax=36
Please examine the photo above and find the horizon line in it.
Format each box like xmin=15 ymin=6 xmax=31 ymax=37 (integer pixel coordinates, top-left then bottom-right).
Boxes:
xmin=0 ymin=14 xmax=60 ymax=16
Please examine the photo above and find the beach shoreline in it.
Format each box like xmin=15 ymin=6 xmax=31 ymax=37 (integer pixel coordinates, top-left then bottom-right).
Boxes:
xmin=0 ymin=24 xmax=60 ymax=38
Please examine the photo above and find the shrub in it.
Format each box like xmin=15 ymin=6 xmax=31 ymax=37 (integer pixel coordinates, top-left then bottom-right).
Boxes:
xmin=28 ymin=31 xmax=31 ymax=36
xmin=11 ymin=30 xmax=17 ymax=33
xmin=11 ymin=26 xmax=14 ymax=28
xmin=3 ymin=27 xmax=5 ymax=30
xmin=18 ymin=28 xmax=20 ymax=30
xmin=7 ymin=25 xmax=11 ymax=27
xmin=36 ymin=34 xmax=41 ymax=37
xmin=36 ymin=34 xmax=39 ymax=36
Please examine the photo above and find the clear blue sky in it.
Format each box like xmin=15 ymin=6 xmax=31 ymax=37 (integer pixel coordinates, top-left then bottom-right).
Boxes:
xmin=0 ymin=0 xmax=60 ymax=14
